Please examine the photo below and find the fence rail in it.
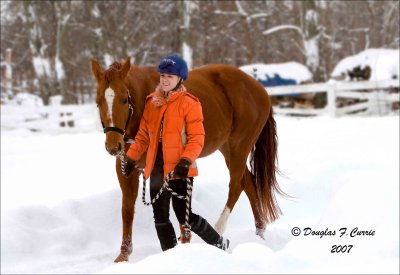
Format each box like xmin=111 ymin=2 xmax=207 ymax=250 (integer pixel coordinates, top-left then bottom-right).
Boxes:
xmin=267 ymin=79 xmax=399 ymax=117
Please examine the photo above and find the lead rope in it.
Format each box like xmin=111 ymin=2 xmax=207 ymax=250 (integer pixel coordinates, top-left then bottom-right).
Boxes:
xmin=117 ymin=150 xmax=129 ymax=176
xmin=141 ymin=170 xmax=192 ymax=240
xmin=117 ymin=141 xmax=192 ymax=239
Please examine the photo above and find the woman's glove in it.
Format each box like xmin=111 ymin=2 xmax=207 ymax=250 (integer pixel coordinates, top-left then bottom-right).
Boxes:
xmin=121 ymin=157 xmax=136 ymax=178
xmin=173 ymin=158 xmax=191 ymax=179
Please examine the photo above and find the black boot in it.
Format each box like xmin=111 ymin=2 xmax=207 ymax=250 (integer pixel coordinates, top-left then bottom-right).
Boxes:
xmin=216 ymin=236 xmax=230 ymax=251
xmin=155 ymin=222 xmax=177 ymax=251
xmin=190 ymin=214 xmax=230 ymax=251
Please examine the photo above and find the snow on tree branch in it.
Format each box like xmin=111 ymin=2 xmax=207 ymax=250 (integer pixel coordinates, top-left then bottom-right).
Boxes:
xmin=248 ymin=13 xmax=271 ymax=21
xmin=263 ymin=25 xmax=305 ymax=40
xmin=214 ymin=10 xmax=240 ymax=16
xmin=234 ymin=0 xmax=247 ymax=17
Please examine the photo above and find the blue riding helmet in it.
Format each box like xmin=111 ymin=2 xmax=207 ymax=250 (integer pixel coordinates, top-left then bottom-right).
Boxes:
xmin=157 ymin=54 xmax=188 ymax=80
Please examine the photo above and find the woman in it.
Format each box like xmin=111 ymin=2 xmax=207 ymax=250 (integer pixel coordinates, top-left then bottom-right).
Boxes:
xmin=123 ymin=54 xmax=230 ymax=251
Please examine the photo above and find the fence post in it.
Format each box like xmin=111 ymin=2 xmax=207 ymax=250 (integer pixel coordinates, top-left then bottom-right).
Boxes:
xmin=59 ymin=111 xmax=75 ymax=127
xmin=327 ymin=83 xmax=336 ymax=117
xmin=2 ymin=49 xmax=13 ymax=103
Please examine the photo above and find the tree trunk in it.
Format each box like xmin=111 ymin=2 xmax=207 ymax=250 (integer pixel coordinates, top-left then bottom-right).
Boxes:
xmin=302 ymin=0 xmax=325 ymax=107
xmin=181 ymin=1 xmax=194 ymax=69
xmin=235 ymin=1 xmax=254 ymax=63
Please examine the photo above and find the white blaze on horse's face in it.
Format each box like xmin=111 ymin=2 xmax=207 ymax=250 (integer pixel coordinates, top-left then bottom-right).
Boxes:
xmin=105 ymin=87 xmax=115 ymax=127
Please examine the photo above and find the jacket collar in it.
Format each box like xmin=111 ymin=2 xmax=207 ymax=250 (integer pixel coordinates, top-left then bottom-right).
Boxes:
xmin=151 ymin=84 xmax=187 ymax=107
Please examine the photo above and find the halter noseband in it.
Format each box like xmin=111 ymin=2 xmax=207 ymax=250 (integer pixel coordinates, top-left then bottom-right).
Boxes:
xmin=103 ymin=126 xmax=126 ymax=135
xmin=100 ymin=90 xmax=134 ymax=137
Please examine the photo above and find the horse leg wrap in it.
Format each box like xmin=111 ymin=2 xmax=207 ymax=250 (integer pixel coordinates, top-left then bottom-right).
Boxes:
xmin=179 ymin=224 xmax=192 ymax=243
xmin=155 ymin=221 xmax=177 ymax=251
xmin=255 ymin=221 xmax=266 ymax=239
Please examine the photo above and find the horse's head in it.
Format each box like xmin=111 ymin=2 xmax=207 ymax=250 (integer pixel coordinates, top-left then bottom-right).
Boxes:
xmin=91 ymin=57 xmax=133 ymax=156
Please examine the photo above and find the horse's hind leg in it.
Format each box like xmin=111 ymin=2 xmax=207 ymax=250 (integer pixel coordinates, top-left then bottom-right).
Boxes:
xmin=214 ymin=165 xmax=266 ymax=238
xmin=243 ymin=167 xmax=266 ymax=238
xmin=215 ymin=147 xmax=247 ymax=235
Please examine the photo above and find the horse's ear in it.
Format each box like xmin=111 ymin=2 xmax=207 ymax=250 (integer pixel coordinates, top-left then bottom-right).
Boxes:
xmin=91 ymin=59 xmax=103 ymax=82
xmin=120 ymin=56 xmax=131 ymax=79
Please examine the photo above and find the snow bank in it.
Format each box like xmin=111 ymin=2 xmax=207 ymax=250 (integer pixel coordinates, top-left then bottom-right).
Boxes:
xmin=331 ymin=48 xmax=400 ymax=81
xmin=240 ymin=62 xmax=313 ymax=84
xmin=1 ymin=103 xmax=399 ymax=274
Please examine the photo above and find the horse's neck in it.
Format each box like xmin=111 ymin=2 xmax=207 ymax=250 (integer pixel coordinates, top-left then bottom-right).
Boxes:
xmin=125 ymin=66 xmax=159 ymax=139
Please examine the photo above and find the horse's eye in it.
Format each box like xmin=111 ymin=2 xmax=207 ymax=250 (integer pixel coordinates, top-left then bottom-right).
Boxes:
xmin=122 ymin=98 xmax=128 ymax=104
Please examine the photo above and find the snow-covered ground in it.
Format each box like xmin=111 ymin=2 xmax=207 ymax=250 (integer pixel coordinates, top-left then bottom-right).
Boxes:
xmin=1 ymin=103 xmax=399 ymax=274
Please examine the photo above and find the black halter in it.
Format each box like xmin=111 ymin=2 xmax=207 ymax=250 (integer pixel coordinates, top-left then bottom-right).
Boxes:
xmin=100 ymin=90 xmax=134 ymax=137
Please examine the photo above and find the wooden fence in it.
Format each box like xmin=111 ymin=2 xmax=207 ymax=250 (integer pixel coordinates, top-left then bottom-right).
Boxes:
xmin=267 ymin=79 xmax=399 ymax=117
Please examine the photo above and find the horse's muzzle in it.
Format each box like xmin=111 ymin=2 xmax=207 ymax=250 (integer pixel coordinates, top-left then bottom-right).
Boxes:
xmin=105 ymin=141 xmax=123 ymax=156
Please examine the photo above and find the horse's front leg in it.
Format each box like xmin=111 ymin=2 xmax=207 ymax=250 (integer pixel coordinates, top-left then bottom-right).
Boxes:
xmin=114 ymin=166 xmax=140 ymax=262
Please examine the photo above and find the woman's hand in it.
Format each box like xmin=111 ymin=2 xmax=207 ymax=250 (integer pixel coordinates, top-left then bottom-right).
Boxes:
xmin=173 ymin=158 xmax=191 ymax=179
xmin=121 ymin=157 xmax=136 ymax=178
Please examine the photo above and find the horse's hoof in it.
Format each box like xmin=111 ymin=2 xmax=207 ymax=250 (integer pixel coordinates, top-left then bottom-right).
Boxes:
xmin=114 ymin=238 xmax=133 ymax=262
xmin=256 ymin=227 xmax=265 ymax=239
xmin=114 ymin=252 xmax=129 ymax=263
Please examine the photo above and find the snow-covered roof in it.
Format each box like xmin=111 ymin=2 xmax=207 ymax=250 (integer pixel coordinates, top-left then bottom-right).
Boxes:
xmin=331 ymin=48 xmax=400 ymax=81
xmin=240 ymin=62 xmax=313 ymax=84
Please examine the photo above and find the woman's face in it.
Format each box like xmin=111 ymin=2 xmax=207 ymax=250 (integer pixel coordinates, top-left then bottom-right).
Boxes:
xmin=160 ymin=73 xmax=179 ymax=92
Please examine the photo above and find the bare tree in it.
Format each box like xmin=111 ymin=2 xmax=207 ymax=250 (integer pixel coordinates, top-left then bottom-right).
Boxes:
xmin=23 ymin=1 xmax=72 ymax=105
xmin=1 ymin=0 xmax=399 ymax=104
xmin=181 ymin=1 xmax=198 ymax=69
xmin=262 ymin=0 xmax=329 ymax=82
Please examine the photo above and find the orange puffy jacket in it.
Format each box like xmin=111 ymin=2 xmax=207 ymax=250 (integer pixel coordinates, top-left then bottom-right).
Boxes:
xmin=127 ymin=85 xmax=205 ymax=180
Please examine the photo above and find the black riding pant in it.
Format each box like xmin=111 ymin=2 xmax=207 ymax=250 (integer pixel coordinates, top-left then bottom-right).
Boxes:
xmin=150 ymin=143 xmax=221 ymax=247
xmin=150 ymin=142 xmax=199 ymax=225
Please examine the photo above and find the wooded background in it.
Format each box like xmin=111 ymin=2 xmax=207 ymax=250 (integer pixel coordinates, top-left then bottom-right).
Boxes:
xmin=1 ymin=0 xmax=399 ymax=104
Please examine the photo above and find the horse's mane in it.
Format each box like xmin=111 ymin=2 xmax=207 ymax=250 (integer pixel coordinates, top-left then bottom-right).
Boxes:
xmin=104 ymin=61 xmax=123 ymax=83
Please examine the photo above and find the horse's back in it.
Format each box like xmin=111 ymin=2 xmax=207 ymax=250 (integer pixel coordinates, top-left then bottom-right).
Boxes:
xmin=186 ymin=64 xmax=272 ymax=156
xmin=190 ymin=64 xmax=271 ymax=118
xmin=185 ymin=66 xmax=234 ymax=156
xmin=199 ymin=64 xmax=269 ymax=102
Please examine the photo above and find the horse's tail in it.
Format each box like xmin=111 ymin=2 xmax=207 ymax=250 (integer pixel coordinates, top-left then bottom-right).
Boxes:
xmin=250 ymin=106 xmax=284 ymax=224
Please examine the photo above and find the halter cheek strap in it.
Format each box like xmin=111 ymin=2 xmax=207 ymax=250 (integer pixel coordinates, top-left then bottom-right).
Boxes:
xmin=100 ymin=90 xmax=134 ymax=137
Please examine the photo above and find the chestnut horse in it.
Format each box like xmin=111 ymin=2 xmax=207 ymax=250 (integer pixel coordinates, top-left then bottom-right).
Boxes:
xmin=91 ymin=57 xmax=283 ymax=262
